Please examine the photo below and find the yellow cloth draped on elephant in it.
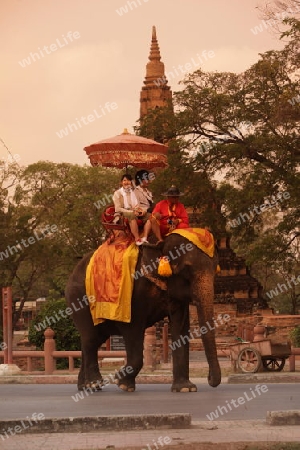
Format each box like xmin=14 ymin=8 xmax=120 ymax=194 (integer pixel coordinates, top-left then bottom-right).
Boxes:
xmin=85 ymin=237 xmax=139 ymax=325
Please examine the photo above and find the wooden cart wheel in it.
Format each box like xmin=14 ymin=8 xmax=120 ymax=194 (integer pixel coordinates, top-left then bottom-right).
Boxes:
xmin=237 ymin=347 xmax=262 ymax=373
xmin=262 ymin=357 xmax=285 ymax=372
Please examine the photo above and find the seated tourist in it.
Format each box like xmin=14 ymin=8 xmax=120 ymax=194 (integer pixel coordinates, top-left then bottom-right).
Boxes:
xmin=152 ymin=185 xmax=189 ymax=238
xmin=113 ymin=173 xmax=161 ymax=246
xmin=134 ymin=169 xmax=154 ymax=213
xmin=134 ymin=170 xmax=163 ymax=244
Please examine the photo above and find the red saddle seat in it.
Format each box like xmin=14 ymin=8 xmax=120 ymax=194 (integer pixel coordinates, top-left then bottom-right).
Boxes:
xmin=101 ymin=204 xmax=143 ymax=242
xmin=102 ymin=205 xmax=119 ymax=224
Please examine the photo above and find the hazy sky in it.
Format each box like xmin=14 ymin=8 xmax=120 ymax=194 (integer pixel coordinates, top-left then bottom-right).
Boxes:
xmin=1 ymin=0 xmax=284 ymax=168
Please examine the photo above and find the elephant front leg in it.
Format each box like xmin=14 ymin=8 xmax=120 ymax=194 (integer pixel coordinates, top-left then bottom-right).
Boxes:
xmin=80 ymin=337 xmax=104 ymax=391
xmin=115 ymin=329 xmax=145 ymax=392
xmin=169 ymin=299 xmax=197 ymax=393
xmin=78 ymin=351 xmax=103 ymax=391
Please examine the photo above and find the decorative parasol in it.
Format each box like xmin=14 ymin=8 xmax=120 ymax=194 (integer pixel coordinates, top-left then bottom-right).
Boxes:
xmin=84 ymin=129 xmax=168 ymax=170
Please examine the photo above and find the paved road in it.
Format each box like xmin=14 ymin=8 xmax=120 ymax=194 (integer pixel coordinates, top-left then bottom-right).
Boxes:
xmin=0 ymin=382 xmax=299 ymax=422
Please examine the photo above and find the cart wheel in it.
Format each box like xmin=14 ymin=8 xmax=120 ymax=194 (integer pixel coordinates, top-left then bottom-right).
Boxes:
xmin=262 ymin=357 xmax=285 ymax=372
xmin=237 ymin=347 xmax=262 ymax=373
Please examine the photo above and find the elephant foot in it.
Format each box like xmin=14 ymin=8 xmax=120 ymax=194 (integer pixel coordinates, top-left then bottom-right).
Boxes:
xmin=78 ymin=378 xmax=104 ymax=391
xmin=118 ymin=383 xmax=135 ymax=392
xmin=115 ymin=373 xmax=136 ymax=392
xmin=208 ymin=368 xmax=221 ymax=388
xmin=171 ymin=380 xmax=197 ymax=393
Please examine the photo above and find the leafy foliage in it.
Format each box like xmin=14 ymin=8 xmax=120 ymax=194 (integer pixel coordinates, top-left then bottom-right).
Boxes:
xmin=28 ymin=298 xmax=80 ymax=350
xmin=28 ymin=298 xmax=81 ymax=368
xmin=290 ymin=325 xmax=300 ymax=346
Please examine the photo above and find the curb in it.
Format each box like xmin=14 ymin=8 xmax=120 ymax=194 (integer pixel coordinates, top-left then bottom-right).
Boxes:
xmin=266 ymin=410 xmax=300 ymax=426
xmin=228 ymin=372 xmax=300 ymax=384
xmin=0 ymin=414 xmax=191 ymax=434
xmin=0 ymin=375 xmax=78 ymax=384
xmin=0 ymin=374 xmax=174 ymax=384
xmin=0 ymin=374 xmax=223 ymax=385
xmin=1 ymin=372 xmax=300 ymax=384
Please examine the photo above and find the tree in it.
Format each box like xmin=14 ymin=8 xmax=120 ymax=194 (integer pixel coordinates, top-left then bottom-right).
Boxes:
xmin=135 ymin=15 xmax=300 ymax=313
xmin=258 ymin=0 xmax=300 ymax=36
xmin=136 ymin=111 xmax=228 ymax=237
xmin=0 ymin=159 xmax=23 ymax=336
xmin=0 ymin=161 xmax=121 ymax=330
xmin=28 ymin=297 xmax=81 ymax=368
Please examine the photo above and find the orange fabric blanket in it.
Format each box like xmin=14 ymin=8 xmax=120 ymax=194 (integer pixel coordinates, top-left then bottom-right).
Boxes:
xmin=169 ymin=228 xmax=215 ymax=257
xmin=85 ymin=235 xmax=139 ymax=325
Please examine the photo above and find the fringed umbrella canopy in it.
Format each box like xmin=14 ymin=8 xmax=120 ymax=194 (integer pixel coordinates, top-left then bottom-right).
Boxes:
xmin=84 ymin=129 xmax=168 ymax=169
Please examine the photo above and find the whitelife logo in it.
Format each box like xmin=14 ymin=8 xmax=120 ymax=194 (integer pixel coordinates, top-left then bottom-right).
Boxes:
xmin=0 ymin=413 xmax=45 ymax=441
xmin=18 ymin=31 xmax=81 ymax=68
xmin=55 ymin=102 xmax=118 ymax=139
xmin=0 ymin=224 xmax=58 ymax=261
xmin=153 ymin=50 xmax=215 ymax=87
xmin=206 ymin=384 xmax=269 ymax=420
xmin=116 ymin=0 xmax=150 ymax=16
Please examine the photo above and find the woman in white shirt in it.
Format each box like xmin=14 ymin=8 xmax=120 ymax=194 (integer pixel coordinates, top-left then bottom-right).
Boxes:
xmin=113 ymin=173 xmax=150 ymax=246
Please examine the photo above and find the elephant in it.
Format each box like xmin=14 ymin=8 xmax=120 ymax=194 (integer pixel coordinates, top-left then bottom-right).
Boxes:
xmin=65 ymin=231 xmax=221 ymax=393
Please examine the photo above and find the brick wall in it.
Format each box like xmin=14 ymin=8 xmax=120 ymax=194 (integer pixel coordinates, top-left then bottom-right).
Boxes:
xmin=188 ymin=305 xmax=300 ymax=350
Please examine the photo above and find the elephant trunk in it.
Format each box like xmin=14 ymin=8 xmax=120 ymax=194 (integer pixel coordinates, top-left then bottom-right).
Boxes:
xmin=191 ymin=271 xmax=221 ymax=387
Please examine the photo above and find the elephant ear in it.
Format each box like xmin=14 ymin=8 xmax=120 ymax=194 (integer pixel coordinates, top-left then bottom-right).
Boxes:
xmin=139 ymin=245 xmax=167 ymax=291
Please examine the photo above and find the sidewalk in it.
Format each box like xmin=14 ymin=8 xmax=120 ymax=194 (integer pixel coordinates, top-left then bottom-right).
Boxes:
xmin=1 ymin=419 xmax=300 ymax=450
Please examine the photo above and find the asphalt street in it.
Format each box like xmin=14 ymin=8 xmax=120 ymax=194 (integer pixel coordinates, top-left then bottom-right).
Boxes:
xmin=0 ymin=383 xmax=299 ymax=422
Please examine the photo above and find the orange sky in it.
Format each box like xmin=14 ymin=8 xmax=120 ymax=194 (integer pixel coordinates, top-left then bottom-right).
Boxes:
xmin=1 ymin=0 xmax=284 ymax=168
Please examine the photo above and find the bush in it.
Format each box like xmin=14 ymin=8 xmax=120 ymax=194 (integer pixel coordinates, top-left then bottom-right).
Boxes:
xmin=28 ymin=298 xmax=81 ymax=369
xmin=289 ymin=326 xmax=300 ymax=347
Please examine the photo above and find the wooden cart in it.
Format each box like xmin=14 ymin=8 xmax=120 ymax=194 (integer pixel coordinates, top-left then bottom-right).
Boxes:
xmin=227 ymin=339 xmax=291 ymax=373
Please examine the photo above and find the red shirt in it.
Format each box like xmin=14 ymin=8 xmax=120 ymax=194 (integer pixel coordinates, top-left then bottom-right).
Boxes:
xmin=152 ymin=199 xmax=189 ymax=236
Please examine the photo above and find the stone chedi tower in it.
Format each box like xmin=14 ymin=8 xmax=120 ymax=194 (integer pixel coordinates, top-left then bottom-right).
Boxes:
xmin=140 ymin=26 xmax=172 ymax=119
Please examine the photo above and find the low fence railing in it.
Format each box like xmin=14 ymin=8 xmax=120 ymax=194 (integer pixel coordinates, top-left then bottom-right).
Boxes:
xmin=0 ymin=328 xmax=127 ymax=374
xmin=0 ymin=326 xmax=164 ymax=374
xmin=1 ymin=327 xmax=299 ymax=374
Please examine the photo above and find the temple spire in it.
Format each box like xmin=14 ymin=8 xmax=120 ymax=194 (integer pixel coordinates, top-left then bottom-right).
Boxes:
xmin=140 ymin=26 xmax=172 ymax=119
xmin=144 ymin=26 xmax=165 ymax=84
xmin=152 ymin=25 xmax=157 ymax=41
xmin=148 ymin=26 xmax=161 ymax=63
